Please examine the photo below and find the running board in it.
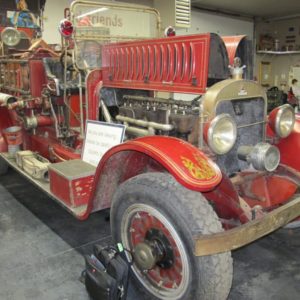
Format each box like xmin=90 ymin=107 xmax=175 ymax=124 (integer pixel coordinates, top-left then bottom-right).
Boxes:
xmin=0 ymin=153 xmax=88 ymax=218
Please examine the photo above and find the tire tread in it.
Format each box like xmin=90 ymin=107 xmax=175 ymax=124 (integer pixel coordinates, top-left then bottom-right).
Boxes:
xmin=111 ymin=172 xmax=233 ymax=300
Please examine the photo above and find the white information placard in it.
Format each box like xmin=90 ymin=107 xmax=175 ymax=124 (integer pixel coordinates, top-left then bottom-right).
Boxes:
xmin=82 ymin=121 xmax=125 ymax=167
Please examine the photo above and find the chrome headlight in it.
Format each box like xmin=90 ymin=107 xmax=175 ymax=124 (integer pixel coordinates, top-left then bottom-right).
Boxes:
xmin=1 ymin=27 xmax=21 ymax=47
xmin=270 ymin=104 xmax=295 ymax=138
xmin=238 ymin=143 xmax=280 ymax=172
xmin=207 ymin=114 xmax=237 ymax=155
xmin=251 ymin=143 xmax=280 ymax=172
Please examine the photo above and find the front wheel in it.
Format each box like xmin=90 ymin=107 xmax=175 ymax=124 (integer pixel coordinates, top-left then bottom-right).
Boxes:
xmin=111 ymin=173 xmax=233 ymax=300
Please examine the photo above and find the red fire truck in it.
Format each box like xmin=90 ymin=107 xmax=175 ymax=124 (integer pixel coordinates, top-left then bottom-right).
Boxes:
xmin=0 ymin=1 xmax=300 ymax=299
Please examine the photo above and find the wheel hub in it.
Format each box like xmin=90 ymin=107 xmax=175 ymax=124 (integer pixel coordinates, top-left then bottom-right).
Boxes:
xmin=133 ymin=228 xmax=174 ymax=271
xmin=123 ymin=205 xmax=189 ymax=297
xmin=133 ymin=241 xmax=160 ymax=270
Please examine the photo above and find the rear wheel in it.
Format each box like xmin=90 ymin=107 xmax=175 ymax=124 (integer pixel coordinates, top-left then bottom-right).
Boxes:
xmin=111 ymin=173 xmax=232 ymax=300
xmin=0 ymin=158 xmax=8 ymax=176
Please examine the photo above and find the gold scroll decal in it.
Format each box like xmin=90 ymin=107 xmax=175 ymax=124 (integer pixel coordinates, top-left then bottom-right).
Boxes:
xmin=181 ymin=154 xmax=216 ymax=180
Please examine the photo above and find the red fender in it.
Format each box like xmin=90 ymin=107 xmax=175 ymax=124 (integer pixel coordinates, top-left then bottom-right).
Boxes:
xmin=78 ymin=136 xmax=222 ymax=220
xmin=124 ymin=136 xmax=222 ymax=189
xmin=270 ymin=116 xmax=300 ymax=170
xmin=204 ymin=173 xmax=248 ymax=226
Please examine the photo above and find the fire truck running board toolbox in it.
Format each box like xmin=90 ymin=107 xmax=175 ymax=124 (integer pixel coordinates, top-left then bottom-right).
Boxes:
xmin=0 ymin=153 xmax=89 ymax=216
xmin=48 ymin=159 xmax=96 ymax=208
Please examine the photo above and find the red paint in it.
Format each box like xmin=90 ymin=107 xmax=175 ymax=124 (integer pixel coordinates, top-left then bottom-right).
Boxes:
xmin=1 ymin=16 xmax=299 ymax=232
xmin=235 ymin=171 xmax=298 ymax=209
xmin=130 ymin=211 xmax=183 ymax=287
xmin=88 ymin=151 xmax=166 ymax=215
xmin=207 ymin=164 xmax=300 ymax=224
xmin=29 ymin=60 xmax=47 ymax=97
xmin=115 ymin=136 xmax=222 ymax=191
xmin=69 ymin=94 xmax=86 ymax=127
xmin=102 ymin=34 xmax=211 ymax=94
xmin=52 ymin=144 xmax=81 ymax=161
xmin=205 ymin=173 xmax=248 ymax=224
xmin=59 ymin=19 xmax=74 ymax=38
xmin=268 ymin=105 xmax=281 ymax=134
xmin=49 ymin=170 xmax=73 ymax=206
xmin=86 ymin=70 xmax=102 ymax=121
xmin=49 ymin=168 xmax=94 ymax=207
xmin=78 ymin=136 xmax=222 ymax=220
xmin=29 ymin=130 xmax=81 ymax=162
xmin=35 ymin=116 xmax=54 ymax=127
xmin=0 ymin=107 xmax=13 ymax=152
xmin=273 ymin=116 xmax=300 ymax=170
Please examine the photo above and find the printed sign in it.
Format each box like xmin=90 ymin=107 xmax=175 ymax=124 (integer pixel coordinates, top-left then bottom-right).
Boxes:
xmin=82 ymin=121 xmax=125 ymax=167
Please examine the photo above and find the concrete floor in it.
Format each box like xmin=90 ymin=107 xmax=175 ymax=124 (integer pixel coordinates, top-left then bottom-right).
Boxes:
xmin=0 ymin=168 xmax=300 ymax=300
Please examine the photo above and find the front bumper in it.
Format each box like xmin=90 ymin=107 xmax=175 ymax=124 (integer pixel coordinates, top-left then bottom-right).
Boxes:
xmin=194 ymin=195 xmax=300 ymax=256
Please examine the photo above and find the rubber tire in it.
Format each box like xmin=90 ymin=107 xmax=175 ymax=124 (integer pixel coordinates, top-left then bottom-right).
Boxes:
xmin=111 ymin=173 xmax=233 ymax=300
xmin=0 ymin=158 xmax=8 ymax=176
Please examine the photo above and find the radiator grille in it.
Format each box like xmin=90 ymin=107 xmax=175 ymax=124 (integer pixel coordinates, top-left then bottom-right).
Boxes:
xmin=215 ymin=97 xmax=265 ymax=175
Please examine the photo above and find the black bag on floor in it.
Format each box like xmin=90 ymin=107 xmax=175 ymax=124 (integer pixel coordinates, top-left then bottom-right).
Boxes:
xmin=84 ymin=244 xmax=129 ymax=300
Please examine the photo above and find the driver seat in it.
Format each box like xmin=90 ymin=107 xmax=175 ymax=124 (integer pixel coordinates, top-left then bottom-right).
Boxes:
xmin=42 ymin=57 xmax=80 ymax=96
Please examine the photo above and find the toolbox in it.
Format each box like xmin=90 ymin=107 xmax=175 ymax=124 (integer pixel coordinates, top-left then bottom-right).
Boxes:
xmin=49 ymin=159 xmax=96 ymax=207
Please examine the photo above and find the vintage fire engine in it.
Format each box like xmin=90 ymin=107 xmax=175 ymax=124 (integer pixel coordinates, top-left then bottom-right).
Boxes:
xmin=1 ymin=1 xmax=300 ymax=299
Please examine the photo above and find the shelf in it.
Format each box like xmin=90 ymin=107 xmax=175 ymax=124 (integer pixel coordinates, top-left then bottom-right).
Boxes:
xmin=257 ymin=50 xmax=300 ymax=55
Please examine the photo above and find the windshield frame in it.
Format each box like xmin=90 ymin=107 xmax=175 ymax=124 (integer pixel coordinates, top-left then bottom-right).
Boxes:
xmin=69 ymin=0 xmax=161 ymax=71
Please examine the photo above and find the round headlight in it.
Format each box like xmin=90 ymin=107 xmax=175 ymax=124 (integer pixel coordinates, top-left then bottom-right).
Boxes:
xmin=1 ymin=27 xmax=21 ymax=47
xmin=207 ymin=114 xmax=237 ymax=155
xmin=251 ymin=143 xmax=280 ymax=172
xmin=270 ymin=104 xmax=295 ymax=138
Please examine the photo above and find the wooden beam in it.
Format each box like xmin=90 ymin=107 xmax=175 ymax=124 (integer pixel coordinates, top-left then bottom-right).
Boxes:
xmin=194 ymin=196 xmax=300 ymax=256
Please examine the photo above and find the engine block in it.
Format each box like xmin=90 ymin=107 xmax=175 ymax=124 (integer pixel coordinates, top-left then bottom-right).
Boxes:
xmin=116 ymin=94 xmax=200 ymax=140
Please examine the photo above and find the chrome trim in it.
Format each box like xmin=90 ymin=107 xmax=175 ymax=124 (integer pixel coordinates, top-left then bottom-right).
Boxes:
xmin=237 ymin=120 xmax=266 ymax=129
xmin=275 ymin=104 xmax=295 ymax=138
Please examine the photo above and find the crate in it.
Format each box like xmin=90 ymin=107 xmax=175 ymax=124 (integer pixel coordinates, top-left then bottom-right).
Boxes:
xmin=49 ymin=159 xmax=96 ymax=207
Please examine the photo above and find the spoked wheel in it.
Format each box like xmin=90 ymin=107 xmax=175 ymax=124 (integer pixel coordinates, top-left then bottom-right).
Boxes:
xmin=122 ymin=204 xmax=190 ymax=299
xmin=111 ymin=173 xmax=233 ymax=300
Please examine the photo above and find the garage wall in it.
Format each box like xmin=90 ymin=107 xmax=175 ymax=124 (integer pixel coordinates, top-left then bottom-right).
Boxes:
xmin=43 ymin=1 xmax=254 ymax=47
xmin=42 ymin=0 xmax=154 ymax=44
xmin=157 ymin=8 xmax=254 ymax=100
xmin=178 ymin=9 xmax=254 ymax=39
xmin=255 ymin=18 xmax=300 ymax=90
xmin=42 ymin=0 xmax=70 ymax=44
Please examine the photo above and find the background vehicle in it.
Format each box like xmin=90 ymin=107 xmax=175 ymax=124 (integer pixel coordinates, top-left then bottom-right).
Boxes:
xmin=1 ymin=1 xmax=300 ymax=299
xmin=0 ymin=1 xmax=42 ymax=55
